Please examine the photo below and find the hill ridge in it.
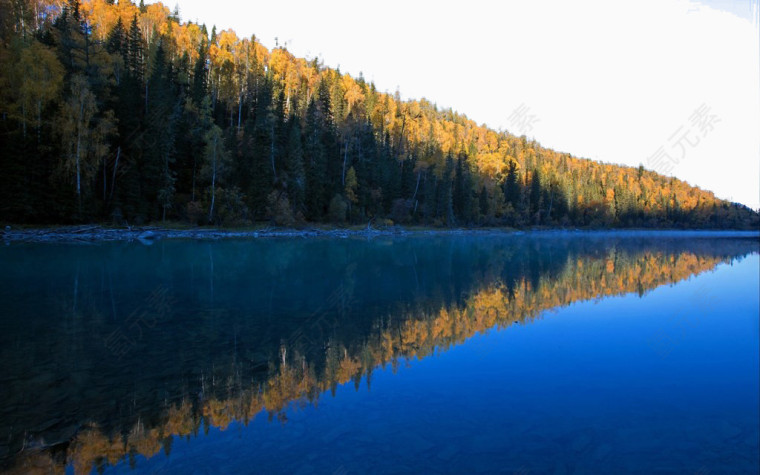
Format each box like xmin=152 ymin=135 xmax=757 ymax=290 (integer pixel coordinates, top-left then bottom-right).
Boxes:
xmin=0 ymin=0 xmax=757 ymax=228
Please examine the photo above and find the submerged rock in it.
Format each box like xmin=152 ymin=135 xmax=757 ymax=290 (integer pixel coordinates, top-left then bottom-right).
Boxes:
xmin=138 ymin=230 xmax=157 ymax=240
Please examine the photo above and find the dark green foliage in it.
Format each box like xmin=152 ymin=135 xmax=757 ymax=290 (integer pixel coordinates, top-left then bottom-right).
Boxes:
xmin=453 ymin=155 xmax=474 ymax=224
xmin=479 ymin=186 xmax=489 ymax=219
xmin=529 ymin=168 xmax=542 ymax=224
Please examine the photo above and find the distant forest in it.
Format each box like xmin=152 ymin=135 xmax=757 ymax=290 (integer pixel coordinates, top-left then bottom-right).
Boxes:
xmin=1 ymin=0 xmax=757 ymax=228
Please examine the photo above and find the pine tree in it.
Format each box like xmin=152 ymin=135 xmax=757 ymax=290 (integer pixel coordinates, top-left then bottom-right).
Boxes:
xmin=143 ymin=42 xmax=178 ymax=221
xmin=440 ymin=153 xmax=456 ymax=226
xmin=245 ymin=77 xmax=274 ymax=217
xmin=503 ymin=160 xmax=520 ymax=210
xmin=127 ymin=15 xmax=143 ymax=83
xmin=284 ymin=116 xmax=305 ymax=214
xmin=479 ymin=186 xmax=489 ymax=220
xmin=453 ymin=154 xmax=474 ymax=224
xmin=191 ymin=38 xmax=208 ymax=104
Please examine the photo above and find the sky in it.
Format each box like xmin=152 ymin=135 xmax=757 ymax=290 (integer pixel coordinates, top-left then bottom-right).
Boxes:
xmin=152 ymin=0 xmax=759 ymax=210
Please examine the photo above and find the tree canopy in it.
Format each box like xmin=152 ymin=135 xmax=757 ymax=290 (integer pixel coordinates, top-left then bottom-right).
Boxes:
xmin=0 ymin=0 xmax=757 ymax=228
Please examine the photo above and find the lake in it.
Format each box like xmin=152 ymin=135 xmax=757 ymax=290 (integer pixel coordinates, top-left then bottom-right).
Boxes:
xmin=0 ymin=232 xmax=758 ymax=474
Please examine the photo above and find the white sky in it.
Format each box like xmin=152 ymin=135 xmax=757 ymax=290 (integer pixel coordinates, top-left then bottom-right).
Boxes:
xmin=156 ymin=0 xmax=760 ymax=210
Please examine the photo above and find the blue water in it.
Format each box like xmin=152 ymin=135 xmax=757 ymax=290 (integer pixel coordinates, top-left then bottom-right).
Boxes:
xmin=0 ymin=234 xmax=757 ymax=473
xmin=119 ymin=254 xmax=759 ymax=474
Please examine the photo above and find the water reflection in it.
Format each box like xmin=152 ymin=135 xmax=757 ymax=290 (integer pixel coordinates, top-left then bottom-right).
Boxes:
xmin=0 ymin=234 xmax=756 ymax=473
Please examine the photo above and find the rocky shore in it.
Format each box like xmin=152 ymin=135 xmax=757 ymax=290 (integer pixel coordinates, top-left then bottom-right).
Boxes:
xmin=0 ymin=225 xmax=409 ymax=243
xmin=1 ymin=225 xmax=758 ymax=244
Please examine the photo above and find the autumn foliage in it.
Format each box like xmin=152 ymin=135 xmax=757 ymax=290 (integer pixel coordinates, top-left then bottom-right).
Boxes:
xmin=0 ymin=0 xmax=757 ymax=227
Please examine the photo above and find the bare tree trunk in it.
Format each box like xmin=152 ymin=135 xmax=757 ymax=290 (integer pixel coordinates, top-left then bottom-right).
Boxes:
xmin=110 ymin=146 xmax=120 ymax=202
xmin=20 ymin=4 xmax=25 ymax=41
xmin=240 ymin=45 xmax=249 ymax=132
xmin=208 ymin=135 xmax=217 ymax=223
xmin=237 ymin=94 xmax=243 ymax=132
xmin=76 ymin=99 xmax=84 ymax=212
xmin=84 ymin=23 xmax=90 ymax=67
xmin=342 ymin=140 xmax=349 ymax=186
xmin=34 ymin=1 xmax=40 ymax=32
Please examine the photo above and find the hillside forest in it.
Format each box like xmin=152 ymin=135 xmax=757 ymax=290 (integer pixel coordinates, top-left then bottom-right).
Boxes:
xmin=1 ymin=0 xmax=757 ymax=228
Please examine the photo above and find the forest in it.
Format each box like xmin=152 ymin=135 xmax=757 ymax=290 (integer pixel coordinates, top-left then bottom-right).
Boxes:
xmin=1 ymin=0 xmax=758 ymax=228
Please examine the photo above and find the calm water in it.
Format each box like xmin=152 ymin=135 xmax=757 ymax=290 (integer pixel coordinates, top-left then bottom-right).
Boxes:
xmin=0 ymin=233 xmax=758 ymax=474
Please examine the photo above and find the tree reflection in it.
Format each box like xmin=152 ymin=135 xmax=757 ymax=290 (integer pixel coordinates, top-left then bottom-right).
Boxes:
xmin=0 ymin=236 xmax=756 ymax=473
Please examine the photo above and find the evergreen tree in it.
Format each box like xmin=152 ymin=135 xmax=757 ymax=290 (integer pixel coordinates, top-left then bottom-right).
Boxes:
xmin=453 ymin=155 xmax=473 ymax=223
xmin=191 ymin=39 xmax=208 ymax=104
xmin=142 ymin=42 xmax=178 ymax=221
xmin=503 ymin=160 xmax=520 ymax=210
xmin=439 ymin=154 xmax=456 ymax=226
xmin=284 ymin=116 xmax=305 ymax=214
xmin=127 ymin=15 xmax=143 ymax=83
xmin=479 ymin=185 xmax=489 ymax=220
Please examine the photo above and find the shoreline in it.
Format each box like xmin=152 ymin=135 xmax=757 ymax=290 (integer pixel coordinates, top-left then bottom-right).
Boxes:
xmin=1 ymin=225 xmax=758 ymax=244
